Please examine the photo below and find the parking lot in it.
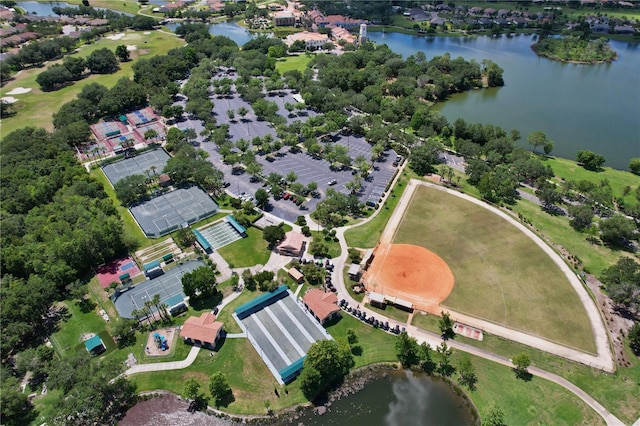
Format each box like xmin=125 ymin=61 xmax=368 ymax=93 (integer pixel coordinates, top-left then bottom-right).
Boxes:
xmin=171 ymin=68 xmax=401 ymax=223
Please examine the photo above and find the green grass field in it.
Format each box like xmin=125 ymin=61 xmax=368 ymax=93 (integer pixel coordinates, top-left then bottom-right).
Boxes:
xmin=1 ymin=30 xmax=184 ymax=137
xmin=217 ymin=226 xmax=270 ymax=268
xmin=394 ymin=185 xmax=595 ymax=353
xmin=275 ymin=54 xmax=312 ymax=74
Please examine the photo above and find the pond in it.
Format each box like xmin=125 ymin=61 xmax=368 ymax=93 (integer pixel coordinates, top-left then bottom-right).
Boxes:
xmin=17 ymin=1 xmax=134 ymax=17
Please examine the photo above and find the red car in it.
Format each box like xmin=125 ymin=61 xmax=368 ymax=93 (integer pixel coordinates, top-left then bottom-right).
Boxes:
xmin=291 ymin=196 xmax=297 ymax=203
xmin=283 ymin=192 xmax=290 ymax=200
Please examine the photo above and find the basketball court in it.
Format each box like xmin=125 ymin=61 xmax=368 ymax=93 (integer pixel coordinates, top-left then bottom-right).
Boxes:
xmin=113 ymin=260 xmax=205 ymax=319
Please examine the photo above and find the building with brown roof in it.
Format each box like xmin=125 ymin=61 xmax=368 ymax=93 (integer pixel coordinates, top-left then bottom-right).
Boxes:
xmin=276 ymin=231 xmax=306 ymax=256
xmin=180 ymin=312 xmax=224 ymax=348
xmin=302 ymin=288 xmax=340 ymax=324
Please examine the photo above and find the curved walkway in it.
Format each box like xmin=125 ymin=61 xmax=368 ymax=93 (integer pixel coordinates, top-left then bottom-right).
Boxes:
xmin=330 ymin=175 xmax=621 ymax=425
xmin=124 ymin=344 xmax=201 ymax=376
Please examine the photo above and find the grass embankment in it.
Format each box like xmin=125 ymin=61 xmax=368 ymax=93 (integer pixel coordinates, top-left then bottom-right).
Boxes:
xmin=344 ymin=173 xmax=409 ymax=248
xmin=413 ymin=314 xmax=640 ymax=424
xmin=275 ymin=54 xmax=312 ymax=74
xmin=1 ymin=30 xmax=184 ymax=136
xmin=394 ymin=185 xmax=595 ymax=353
xmin=217 ymin=226 xmax=270 ymax=268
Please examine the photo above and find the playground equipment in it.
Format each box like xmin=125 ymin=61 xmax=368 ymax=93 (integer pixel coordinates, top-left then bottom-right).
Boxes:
xmin=153 ymin=333 xmax=169 ymax=351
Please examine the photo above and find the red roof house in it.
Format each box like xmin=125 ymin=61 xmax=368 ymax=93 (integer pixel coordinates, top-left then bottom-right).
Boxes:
xmin=302 ymin=288 xmax=340 ymax=324
xmin=180 ymin=312 xmax=224 ymax=348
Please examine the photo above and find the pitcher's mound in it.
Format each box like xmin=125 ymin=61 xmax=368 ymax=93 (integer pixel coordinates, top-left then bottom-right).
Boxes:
xmin=363 ymin=244 xmax=454 ymax=311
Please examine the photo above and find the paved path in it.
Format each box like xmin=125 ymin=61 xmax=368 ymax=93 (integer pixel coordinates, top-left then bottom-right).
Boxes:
xmin=124 ymin=344 xmax=201 ymax=376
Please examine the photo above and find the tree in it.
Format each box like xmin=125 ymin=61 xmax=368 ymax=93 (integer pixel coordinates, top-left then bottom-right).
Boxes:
xmin=255 ymin=187 xmax=269 ymax=209
xmin=237 ymin=106 xmax=249 ymax=120
xmin=600 ymin=215 xmax=636 ymax=245
xmin=285 ymin=171 xmax=298 ymax=184
xmin=346 ymin=328 xmax=358 ymax=346
xmin=457 ymin=357 xmax=477 ymax=390
xmin=263 ymin=225 xmax=285 ymax=247
xmin=436 ymin=341 xmax=454 ymax=376
xmin=299 ymin=339 xmax=354 ymax=400
xmin=62 ymin=56 xmax=86 ymax=80
xmin=183 ymin=378 xmax=201 ymax=402
xmin=482 ymin=404 xmax=507 ymax=426
xmin=114 ymin=174 xmax=148 ymax=205
xmin=439 ymin=311 xmax=455 ymax=340
xmin=576 ymin=150 xmax=606 ymax=171
xmin=629 ymin=322 xmax=640 ymax=355
xmin=601 ymin=257 xmax=640 ymax=315
xmin=36 ymin=64 xmax=73 ymax=91
xmin=629 ymin=158 xmax=640 ymax=175
xmin=86 ymin=48 xmax=118 ymax=74
xmin=410 ymin=140 xmax=442 ymax=175
xmin=209 ymin=372 xmax=233 ymax=407
xmin=113 ymin=319 xmax=137 ymax=348
xmin=568 ymin=204 xmax=594 ymax=231
xmin=527 ymin=130 xmax=548 ymax=153
xmin=115 ymin=44 xmax=130 ymax=62
xmin=536 ymin=183 xmax=563 ymax=210
xmin=182 ymin=266 xmax=217 ymax=300
xmin=511 ymin=353 xmax=531 ymax=379
xmin=395 ymin=331 xmax=420 ymax=368
xmin=1 ymin=376 xmax=33 ymax=426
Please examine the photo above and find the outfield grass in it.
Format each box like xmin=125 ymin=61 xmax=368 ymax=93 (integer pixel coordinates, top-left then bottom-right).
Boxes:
xmin=275 ymin=54 xmax=312 ymax=74
xmin=217 ymin=226 xmax=270 ymax=268
xmin=394 ymin=185 xmax=595 ymax=353
xmin=1 ymin=30 xmax=184 ymax=136
xmin=344 ymin=174 xmax=408 ymax=248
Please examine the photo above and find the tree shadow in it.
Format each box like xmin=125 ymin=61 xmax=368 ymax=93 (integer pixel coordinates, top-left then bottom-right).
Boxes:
xmin=77 ymin=298 xmax=96 ymax=313
xmin=441 ymin=329 xmax=456 ymax=341
xmin=513 ymin=368 xmax=533 ymax=381
xmin=215 ymin=390 xmax=235 ymax=408
xmin=351 ymin=345 xmax=363 ymax=356
xmin=190 ymin=292 xmax=223 ymax=311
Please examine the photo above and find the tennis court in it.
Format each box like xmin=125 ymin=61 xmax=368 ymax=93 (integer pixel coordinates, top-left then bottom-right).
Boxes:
xmin=113 ymin=260 xmax=205 ymax=319
xmin=199 ymin=221 xmax=243 ymax=250
xmin=90 ymin=121 xmax=128 ymax=142
xmin=102 ymin=149 xmax=171 ymax=186
xmin=126 ymin=107 xmax=159 ymax=127
xmin=135 ymin=121 xmax=166 ymax=142
xmin=129 ymin=186 xmax=219 ymax=237
xmin=96 ymin=256 xmax=141 ymax=289
xmin=234 ymin=286 xmax=332 ymax=384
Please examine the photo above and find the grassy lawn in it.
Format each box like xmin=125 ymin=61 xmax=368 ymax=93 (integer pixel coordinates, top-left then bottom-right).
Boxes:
xmin=326 ymin=314 xmax=397 ymax=368
xmin=395 ymin=185 xmax=595 ymax=353
xmin=452 ymin=331 xmax=640 ymax=425
xmin=310 ymin=231 xmax=342 ymax=258
xmin=1 ymin=30 xmax=184 ymax=136
xmin=509 ymin=199 xmax=629 ymax=277
xmin=455 ymin=352 xmax=605 ymax=426
xmin=275 ymin=54 xmax=312 ymax=73
xmin=217 ymin=226 xmax=270 ymax=268
xmin=50 ymin=301 xmax=110 ymax=355
xmin=344 ymin=173 xmax=409 ymax=248
xmin=544 ymin=156 xmax=639 ymax=205
xmin=131 ymin=338 xmax=307 ymax=414
xmin=214 ymin=289 xmax=263 ymax=334
xmin=343 ymin=265 xmax=365 ymax=303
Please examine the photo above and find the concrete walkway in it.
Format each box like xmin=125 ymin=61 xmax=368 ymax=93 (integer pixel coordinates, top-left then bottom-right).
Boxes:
xmin=124 ymin=344 xmax=201 ymax=376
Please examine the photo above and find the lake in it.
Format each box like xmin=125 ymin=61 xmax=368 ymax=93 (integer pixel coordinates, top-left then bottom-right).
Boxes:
xmin=367 ymin=31 xmax=640 ymax=170
xmin=17 ymin=1 xmax=135 ymax=16
xmin=164 ymin=21 xmax=262 ymax=47
xmin=296 ymin=369 xmax=475 ymax=426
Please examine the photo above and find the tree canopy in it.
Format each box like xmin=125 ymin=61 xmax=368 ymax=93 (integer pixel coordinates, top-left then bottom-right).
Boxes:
xmin=299 ymin=339 xmax=354 ymax=400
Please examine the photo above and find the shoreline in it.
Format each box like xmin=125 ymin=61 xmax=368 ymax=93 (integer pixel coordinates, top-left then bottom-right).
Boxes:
xmin=127 ymin=363 xmax=480 ymax=424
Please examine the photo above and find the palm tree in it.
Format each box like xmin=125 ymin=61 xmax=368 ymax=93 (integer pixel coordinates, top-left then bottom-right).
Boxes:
xmin=151 ymin=294 xmax=163 ymax=321
xmin=131 ymin=308 xmax=143 ymax=327
xmin=143 ymin=300 xmax=155 ymax=327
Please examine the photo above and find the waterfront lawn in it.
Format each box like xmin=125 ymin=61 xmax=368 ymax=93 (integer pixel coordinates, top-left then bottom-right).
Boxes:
xmin=544 ymin=156 xmax=640 ymax=206
xmin=131 ymin=338 xmax=307 ymax=413
xmin=327 ymin=314 xmax=397 ymax=368
xmin=217 ymin=227 xmax=270 ymax=268
xmin=395 ymin=185 xmax=595 ymax=353
xmin=452 ymin=331 xmax=640 ymax=425
xmin=275 ymin=54 xmax=312 ymax=74
xmin=457 ymin=353 xmax=605 ymax=426
xmin=344 ymin=173 xmax=409 ymax=248
xmin=0 ymin=30 xmax=184 ymax=136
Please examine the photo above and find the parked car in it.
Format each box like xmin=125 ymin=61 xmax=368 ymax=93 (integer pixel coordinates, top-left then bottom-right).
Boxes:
xmin=283 ymin=192 xmax=290 ymax=200
xmin=328 ymin=179 xmax=337 ymax=186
